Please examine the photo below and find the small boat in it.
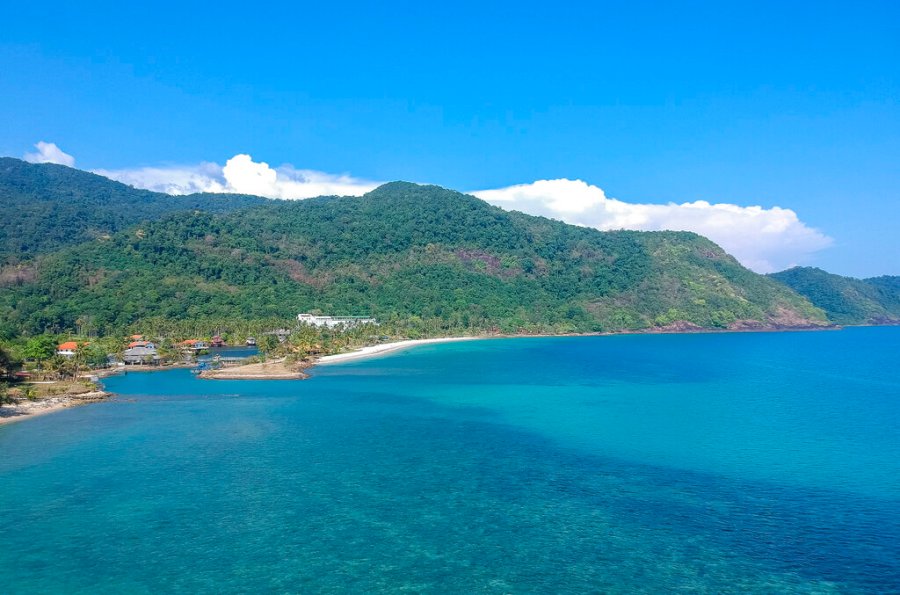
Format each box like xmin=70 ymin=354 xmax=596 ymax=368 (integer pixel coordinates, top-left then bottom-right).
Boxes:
xmin=245 ymin=337 xmax=257 ymax=347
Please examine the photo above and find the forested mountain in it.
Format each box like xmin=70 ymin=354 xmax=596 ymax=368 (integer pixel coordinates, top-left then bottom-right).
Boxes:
xmin=0 ymin=166 xmax=828 ymax=336
xmin=0 ymin=157 xmax=265 ymax=262
xmin=769 ymin=267 xmax=900 ymax=325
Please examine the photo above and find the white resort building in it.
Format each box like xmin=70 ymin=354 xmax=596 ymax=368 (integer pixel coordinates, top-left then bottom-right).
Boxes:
xmin=297 ymin=313 xmax=377 ymax=329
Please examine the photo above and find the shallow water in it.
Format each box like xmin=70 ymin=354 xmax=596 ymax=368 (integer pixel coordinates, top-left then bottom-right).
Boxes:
xmin=1 ymin=328 xmax=898 ymax=593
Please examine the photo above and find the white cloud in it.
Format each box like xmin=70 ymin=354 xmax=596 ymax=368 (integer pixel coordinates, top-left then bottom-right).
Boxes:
xmin=96 ymin=154 xmax=379 ymax=199
xmin=92 ymin=162 xmax=227 ymax=195
xmin=473 ymin=179 xmax=832 ymax=273
xmin=23 ymin=141 xmax=75 ymax=167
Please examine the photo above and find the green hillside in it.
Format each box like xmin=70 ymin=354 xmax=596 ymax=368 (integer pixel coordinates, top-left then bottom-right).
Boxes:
xmin=0 ymin=173 xmax=827 ymax=336
xmin=769 ymin=267 xmax=900 ymax=325
xmin=0 ymin=157 xmax=265 ymax=262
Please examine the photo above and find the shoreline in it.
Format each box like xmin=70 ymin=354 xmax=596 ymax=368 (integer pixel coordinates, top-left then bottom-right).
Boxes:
xmin=309 ymin=324 xmax=841 ymax=369
xmin=0 ymin=323 xmax=862 ymax=423
xmin=0 ymin=391 xmax=111 ymax=426
xmin=316 ymin=337 xmax=477 ymax=365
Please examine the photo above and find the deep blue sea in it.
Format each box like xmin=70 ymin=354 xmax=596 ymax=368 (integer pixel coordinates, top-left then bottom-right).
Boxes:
xmin=1 ymin=328 xmax=898 ymax=593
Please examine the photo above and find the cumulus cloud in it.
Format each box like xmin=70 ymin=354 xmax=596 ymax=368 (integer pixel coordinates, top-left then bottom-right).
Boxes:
xmin=473 ymin=179 xmax=832 ymax=273
xmin=23 ymin=141 xmax=75 ymax=167
xmin=93 ymin=162 xmax=227 ymax=194
xmin=96 ymin=154 xmax=379 ymax=199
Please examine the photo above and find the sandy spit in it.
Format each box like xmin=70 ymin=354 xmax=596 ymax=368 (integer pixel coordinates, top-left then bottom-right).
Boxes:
xmin=198 ymin=358 xmax=308 ymax=380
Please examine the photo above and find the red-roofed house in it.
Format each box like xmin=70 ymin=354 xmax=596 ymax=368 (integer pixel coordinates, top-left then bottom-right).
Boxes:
xmin=57 ymin=341 xmax=87 ymax=357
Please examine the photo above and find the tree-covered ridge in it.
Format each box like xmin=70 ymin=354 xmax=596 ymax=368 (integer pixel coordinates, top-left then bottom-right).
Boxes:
xmin=769 ymin=267 xmax=900 ymax=325
xmin=0 ymin=179 xmax=826 ymax=337
xmin=0 ymin=157 xmax=266 ymax=262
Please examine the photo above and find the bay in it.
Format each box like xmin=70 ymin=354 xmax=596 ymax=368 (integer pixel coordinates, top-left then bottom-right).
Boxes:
xmin=1 ymin=327 xmax=898 ymax=593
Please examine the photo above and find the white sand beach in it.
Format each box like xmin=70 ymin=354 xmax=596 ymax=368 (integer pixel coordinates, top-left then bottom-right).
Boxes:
xmin=316 ymin=337 xmax=476 ymax=365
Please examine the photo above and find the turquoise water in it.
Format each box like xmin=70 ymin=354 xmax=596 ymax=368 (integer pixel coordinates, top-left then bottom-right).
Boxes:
xmin=1 ymin=328 xmax=898 ymax=593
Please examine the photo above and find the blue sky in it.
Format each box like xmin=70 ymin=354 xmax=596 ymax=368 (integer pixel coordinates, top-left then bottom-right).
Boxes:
xmin=1 ymin=0 xmax=898 ymax=276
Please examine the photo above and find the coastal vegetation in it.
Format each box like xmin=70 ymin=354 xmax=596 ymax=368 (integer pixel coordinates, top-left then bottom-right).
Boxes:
xmin=0 ymin=343 xmax=20 ymax=378
xmin=0 ymin=157 xmax=264 ymax=262
xmin=1 ymin=160 xmax=829 ymax=338
xmin=769 ymin=267 xmax=900 ymax=325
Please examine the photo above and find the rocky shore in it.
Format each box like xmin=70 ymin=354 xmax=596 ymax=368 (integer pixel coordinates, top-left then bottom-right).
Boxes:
xmin=0 ymin=390 xmax=111 ymax=426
